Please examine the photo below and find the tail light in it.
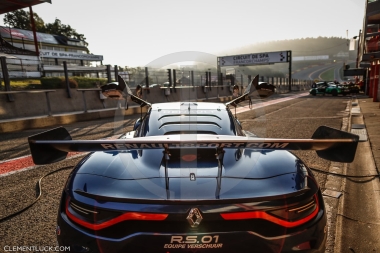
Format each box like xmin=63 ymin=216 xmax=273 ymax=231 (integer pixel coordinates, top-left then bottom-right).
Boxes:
xmin=220 ymin=195 xmax=319 ymax=228
xmin=65 ymin=197 xmax=168 ymax=230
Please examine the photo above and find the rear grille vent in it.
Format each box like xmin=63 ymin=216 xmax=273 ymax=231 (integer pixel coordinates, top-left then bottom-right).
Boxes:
xmin=159 ymin=121 xmax=221 ymax=129
xmin=158 ymin=114 xmax=221 ymax=121
xmin=164 ymin=131 xmax=216 ymax=135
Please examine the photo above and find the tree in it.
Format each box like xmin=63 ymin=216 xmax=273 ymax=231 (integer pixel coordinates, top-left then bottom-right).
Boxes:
xmin=3 ymin=9 xmax=45 ymax=31
xmin=44 ymin=18 xmax=88 ymax=46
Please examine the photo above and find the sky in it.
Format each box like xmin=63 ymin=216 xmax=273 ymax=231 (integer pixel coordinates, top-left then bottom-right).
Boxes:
xmin=0 ymin=0 xmax=366 ymax=68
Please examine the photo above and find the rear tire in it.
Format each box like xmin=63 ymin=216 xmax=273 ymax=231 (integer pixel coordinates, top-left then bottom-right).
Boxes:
xmin=311 ymin=90 xmax=316 ymax=96
xmin=332 ymin=90 xmax=338 ymax=96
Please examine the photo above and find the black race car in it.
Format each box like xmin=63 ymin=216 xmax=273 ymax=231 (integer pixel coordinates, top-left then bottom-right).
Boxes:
xmin=255 ymin=81 xmax=276 ymax=97
xmin=28 ymin=76 xmax=359 ymax=253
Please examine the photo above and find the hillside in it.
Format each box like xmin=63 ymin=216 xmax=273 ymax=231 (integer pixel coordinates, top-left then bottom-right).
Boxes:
xmin=221 ymin=37 xmax=355 ymax=58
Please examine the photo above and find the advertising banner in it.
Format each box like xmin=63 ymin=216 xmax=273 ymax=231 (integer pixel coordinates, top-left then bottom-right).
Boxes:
xmin=0 ymin=26 xmax=58 ymax=44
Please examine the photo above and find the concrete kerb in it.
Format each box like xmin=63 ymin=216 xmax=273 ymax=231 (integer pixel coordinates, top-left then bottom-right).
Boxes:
xmin=332 ymin=99 xmax=354 ymax=253
xmin=323 ymin=98 xmax=352 ymax=252
xmin=333 ymin=97 xmax=380 ymax=252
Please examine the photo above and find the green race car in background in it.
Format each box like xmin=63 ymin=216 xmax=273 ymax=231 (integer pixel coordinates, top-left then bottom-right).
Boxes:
xmin=310 ymin=81 xmax=350 ymax=96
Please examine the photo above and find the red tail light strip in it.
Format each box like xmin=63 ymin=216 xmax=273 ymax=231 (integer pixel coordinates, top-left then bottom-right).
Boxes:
xmin=65 ymin=199 xmax=168 ymax=230
xmin=220 ymin=196 xmax=319 ymax=228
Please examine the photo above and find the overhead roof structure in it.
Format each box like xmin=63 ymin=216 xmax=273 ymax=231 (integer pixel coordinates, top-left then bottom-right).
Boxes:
xmin=0 ymin=0 xmax=51 ymax=15
xmin=0 ymin=0 xmax=51 ymax=92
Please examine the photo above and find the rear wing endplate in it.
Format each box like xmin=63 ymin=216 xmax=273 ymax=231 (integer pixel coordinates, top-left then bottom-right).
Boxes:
xmin=28 ymin=126 xmax=359 ymax=165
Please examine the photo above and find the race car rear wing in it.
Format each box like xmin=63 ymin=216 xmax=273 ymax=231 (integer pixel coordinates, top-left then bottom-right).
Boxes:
xmin=28 ymin=126 xmax=359 ymax=165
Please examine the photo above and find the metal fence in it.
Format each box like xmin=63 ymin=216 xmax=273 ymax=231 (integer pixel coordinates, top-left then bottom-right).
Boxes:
xmin=0 ymin=55 xmax=313 ymax=93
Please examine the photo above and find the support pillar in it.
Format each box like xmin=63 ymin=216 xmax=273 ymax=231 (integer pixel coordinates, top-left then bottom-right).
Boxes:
xmin=369 ymin=61 xmax=375 ymax=98
xmin=106 ymin=65 xmax=111 ymax=83
xmin=173 ymin=69 xmax=177 ymax=91
xmin=373 ymin=60 xmax=379 ymax=102
xmin=0 ymin=56 xmax=14 ymax=101
xmin=220 ymin=73 xmax=223 ymax=90
xmin=240 ymin=74 xmax=243 ymax=94
xmin=288 ymin=50 xmax=292 ymax=92
xmin=208 ymin=72 xmax=211 ymax=90
xmin=63 ymin=61 xmax=71 ymax=98
xmin=29 ymin=6 xmax=40 ymax=58
xmin=114 ymin=65 xmax=118 ymax=82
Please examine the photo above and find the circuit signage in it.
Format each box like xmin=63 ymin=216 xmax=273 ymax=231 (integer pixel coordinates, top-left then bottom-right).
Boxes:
xmin=40 ymin=49 xmax=103 ymax=61
xmin=218 ymin=51 xmax=289 ymax=66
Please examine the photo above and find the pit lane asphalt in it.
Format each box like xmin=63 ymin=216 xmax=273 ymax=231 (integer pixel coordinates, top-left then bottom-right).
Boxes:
xmin=0 ymin=92 xmax=373 ymax=252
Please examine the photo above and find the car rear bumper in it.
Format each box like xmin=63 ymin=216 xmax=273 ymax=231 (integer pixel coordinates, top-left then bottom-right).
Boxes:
xmin=57 ymin=210 xmax=327 ymax=253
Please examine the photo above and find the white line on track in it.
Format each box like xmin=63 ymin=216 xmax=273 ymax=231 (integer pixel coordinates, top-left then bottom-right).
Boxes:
xmin=234 ymin=92 xmax=308 ymax=114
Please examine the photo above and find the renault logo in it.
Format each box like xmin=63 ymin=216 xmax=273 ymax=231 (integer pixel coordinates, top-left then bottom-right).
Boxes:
xmin=186 ymin=208 xmax=203 ymax=228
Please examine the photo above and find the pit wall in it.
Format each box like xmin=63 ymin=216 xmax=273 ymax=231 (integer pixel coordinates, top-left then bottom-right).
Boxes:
xmin=0 ymin=83 xmax=313 ymax=133
xmin=0 ymin=85 xmax=234 ymax=120
xmin=0 ymin=82 xmax=312 ymax=121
